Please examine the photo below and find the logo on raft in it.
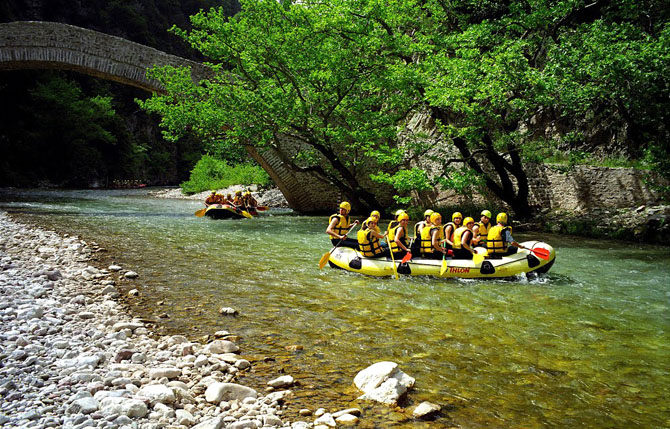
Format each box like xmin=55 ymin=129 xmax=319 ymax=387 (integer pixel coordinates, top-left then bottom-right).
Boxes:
xmin=449 ymin=267 xmax=470 ymax=274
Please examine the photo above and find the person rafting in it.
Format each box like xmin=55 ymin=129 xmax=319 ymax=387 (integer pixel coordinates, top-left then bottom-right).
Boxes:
xmin=326 ymin=201 xmax=359 ymax=249
xmin=389 ymin=212 xmax=411 ymax=259
xmin=420 ymin=212 xmax=447 ymax=259
xmin=486 ymin=212 xmax=526 ymax=257
xmin=205 ymin=191 xmax=220 ymax=206
xmin=452 ymin=217 xmax=476 ymax=259
xmin=387 ymin=209 xmax=406 ymax=233
xmin=357 ymin=217 xmax=390 ymax=258
xmin=225 ymin=194 xmax=233 ymax=204
xmin=242 ymin=191 xmax=258 ymax=210
xmin=362 ymin=210 xmax=381 ymax=233
xmin=473 ymin=209 xmax=492 ymax=246
xmin=443 ymin=211 xmax=463 ymax=251
xmin=232 ymin=190 xmax=244 ymax=206
xmin=411 ymin=209 xmax=433 ymax=255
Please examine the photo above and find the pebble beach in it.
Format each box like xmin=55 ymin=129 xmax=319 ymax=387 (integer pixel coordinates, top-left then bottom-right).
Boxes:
xmin=0 ymin=211 xmax=367 ymax=428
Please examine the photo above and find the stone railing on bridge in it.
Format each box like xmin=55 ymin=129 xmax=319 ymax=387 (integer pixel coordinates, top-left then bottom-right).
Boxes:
xmin=0 ymin=21 xmax=209 ymax=92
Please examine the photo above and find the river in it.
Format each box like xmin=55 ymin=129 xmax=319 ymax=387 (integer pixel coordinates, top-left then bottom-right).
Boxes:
xmin=1 ymin=188 xmax=668 ymax=428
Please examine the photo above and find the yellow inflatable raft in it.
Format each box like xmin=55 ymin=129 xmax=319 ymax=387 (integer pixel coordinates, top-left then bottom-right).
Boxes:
xmin=328 ymin=241 xmax=555 ymax=278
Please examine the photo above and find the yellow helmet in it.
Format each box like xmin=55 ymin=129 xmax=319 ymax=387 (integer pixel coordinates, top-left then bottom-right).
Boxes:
xmin=395 ymin=209 xmax=406 ymax=216
xmin=452 ymin=211 xmax=463 ymax=221
xmin=211 ymin=191 xmax=216 ymax=194
xmin=423 ymin=209 xmax=434 ymax=218
xmin=370 ymin=210 xmax=381 ymax=218
xmin=463 ymin=217 xmax=475 ymax=226
xmin=398 ymin=212 xmax=410 ymax=222
xmin=496 ymin=212 xmax=508 ymax=223
xmin=364 ymin=216 xmax=377 ymax=227
xmin=339 ymin=201 xmax=351 ymax=211
xmin=430 ymin=212 xmax=442 ymax=224
xmin=235 ymin=190 xmax=242 ymax=196
xmin=481 ymin=210 xmax=492 ymax=218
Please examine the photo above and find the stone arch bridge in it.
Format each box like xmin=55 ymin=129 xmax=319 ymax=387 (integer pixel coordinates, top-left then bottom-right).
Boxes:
xmin=0 ymin=21 xmax=346 ymax=213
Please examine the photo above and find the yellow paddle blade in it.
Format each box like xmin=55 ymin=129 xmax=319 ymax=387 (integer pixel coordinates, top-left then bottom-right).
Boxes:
xmin=241 ymin=211 xmax=253 ymax=219
xmin=440 ymin=257 xmax=448 ymax=275
xmin=318 ymin=251 xmax=331 ymax=269
xmin=473 ymin=253 xmax=485 ymax=264
xmin=194 ymin=208 xmax=206 ymax=217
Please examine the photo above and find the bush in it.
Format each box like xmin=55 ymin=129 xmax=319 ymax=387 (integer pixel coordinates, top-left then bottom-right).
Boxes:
xmin=180 ymin=155 xmax=272 ymax=194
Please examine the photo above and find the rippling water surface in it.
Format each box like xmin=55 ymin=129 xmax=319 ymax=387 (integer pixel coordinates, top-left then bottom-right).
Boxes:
xmin=1 ymin=189 xmax=669 ymax=428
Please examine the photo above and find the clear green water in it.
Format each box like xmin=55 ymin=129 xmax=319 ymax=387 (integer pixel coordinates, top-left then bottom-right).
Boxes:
xmin=1 ymin=189 xmax=669 ymax=428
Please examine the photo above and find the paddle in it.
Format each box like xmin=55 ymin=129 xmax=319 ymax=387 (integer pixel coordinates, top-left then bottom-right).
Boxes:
xmin=401 ymin=239 xmax=414 ymax=264
xmin=240 ymin=210 xmax=253 ymax=219
xmin=527 ymin=246 xmax=551 ymax=260
xmin=440 ymin=251 xmax=448 ymax=275
xmin=472 ymin=247 xmax=486 ymax=265
xmin=318 ymin=221 xmax=360 ymax=269
xmin=194 ymin=208 xmax=206 ymax=217
xmin=254 ymin=205 xmax=269 ymax=211
xmin=388 ymin=239 xmax=399 ymax=280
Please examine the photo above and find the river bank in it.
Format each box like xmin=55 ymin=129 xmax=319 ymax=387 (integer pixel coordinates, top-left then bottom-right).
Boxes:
xmin=0 ymin=211 xmax=363 ymax=428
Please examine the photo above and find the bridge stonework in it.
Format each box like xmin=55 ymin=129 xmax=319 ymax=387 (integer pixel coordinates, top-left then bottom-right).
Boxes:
xmin=0 ymin=21 xmax=207 ymax=92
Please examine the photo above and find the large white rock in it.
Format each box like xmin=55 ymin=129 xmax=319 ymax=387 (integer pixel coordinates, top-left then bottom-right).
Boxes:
xmin=203 ymin=340 xmax=239 ymax=354
xmin=314 ymin=413 xmax=337 ymax=427
xmin=353 ymin=361 xmax=415 ymax=405
xmin=413 ymin=401 xmax=441 ymax=418
xmin=204 ymin=382 xmax=257 ymax=403
xmin=148 ymin=367 xmax=181 ymax=379
xmin=192 ymin=417 xmax=224 ymax=429
xmin=99 ymin=397 xmax=148 ymax=417
xmin=267 ymin=375 xmax=294 ymax=388
xmin=137 ymin=384 xmax=176 ymax=404
xmin=176 ymin=409 xmax=196 ymax=426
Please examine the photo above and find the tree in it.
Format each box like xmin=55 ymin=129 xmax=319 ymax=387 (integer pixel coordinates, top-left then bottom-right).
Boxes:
xmin=142 ymin=0 xmax=669 ymax=214
xmin=140 ymin=0 xmax=424 ymax=211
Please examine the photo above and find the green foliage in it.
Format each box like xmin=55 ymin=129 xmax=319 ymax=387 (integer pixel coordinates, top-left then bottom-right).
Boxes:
xmin=180 ymin=155 xmax=271 ymax=194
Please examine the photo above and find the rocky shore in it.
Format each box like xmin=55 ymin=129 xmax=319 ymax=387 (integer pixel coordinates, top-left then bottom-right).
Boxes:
xmin=0 ymin=212 xmax=383 ymax=428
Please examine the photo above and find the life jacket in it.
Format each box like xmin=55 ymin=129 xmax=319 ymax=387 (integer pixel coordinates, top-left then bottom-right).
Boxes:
xmin=413 ymin=220 xmax=429 ymax=239
xmin=205 ymin=194 xmax=218 ymax=205
xmin=477 ymin=221 xmax=491 ymax=244
xmin=357 ymin=228 xmax=383 ymax=257
xmin=328 ymin=213 xmax=350 ymax=238
xmin=487 ymin=225 xmax=513 ymax=254
xmin=443 ymin=222 xmax=458 ymax=243
xmin=389 ymin=224 xmax=408 ymax=253
xmin=420 ymin=225 xmax=443 ymax=254
xmin=452 ymin=226 xmax=468 ymax=249
xmin=387 ymin=220 xmax=399 ymax=233
xmin=232 ymin=196 xmax=244 ymax=206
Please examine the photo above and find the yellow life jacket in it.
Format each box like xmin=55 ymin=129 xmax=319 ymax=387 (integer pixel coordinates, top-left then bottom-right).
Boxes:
xmin=413 ymin=220 xmax=429 ymax=239
xmin=420 ymin=225 xmax=443 ymax=254
xmin=443 ymin=222 xmax=458 ymax=243
xmin=387 ymin=220 xmax=399 ymax=233
xmin=487 ymin=225 xmax=513 ymax=254
xmin=357 ymin=228 xmax=383 ymax=257
xmin=389 ymin=225 xmax=408 ymax=253
xmin=328 ymin=213 xmax=350 ymax=238
xmin=452 ymin=226 xmax=471 ymax=250
xmin=477 ymin=221 xmax=491 ymax=244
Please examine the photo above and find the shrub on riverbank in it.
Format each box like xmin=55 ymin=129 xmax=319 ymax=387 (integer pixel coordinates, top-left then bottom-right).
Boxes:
xmin=180 ymin=155 xmax=271 ymax=194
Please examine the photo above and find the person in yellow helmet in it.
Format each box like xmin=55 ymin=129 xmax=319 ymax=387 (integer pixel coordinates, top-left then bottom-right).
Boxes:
xmin=225 ymin=194 xmax=233 ymax=204
xmin=443 ymin=211 xmax=463 ymax=250
xmin=232 ymin=190 xmax=244 ymax=207
xmin=473 ymin=209 xmax=492 ymax=246
xmin=357 ymin=217 xmax=390 ymax=258
xmin=386 ymin=209 xmax=406 ymax=233
xmin=420 ymin=212 xmax=447 ymax=259
xmin=389 ymin=212 xmax=411 ymax=259
xmin=326 ymin=201 xmax=359 ymax=249
xmin=205 ymin=191 xmax=219 ymax=206
xmin=486 ymin=212 xmax=526 ymax=257
xmin=411 ymin=209 xmax=433 ymax=255
xmin=362 ymin=210 xmax=382 ymax=234
xmin=452 ymin=217 xmax=476 ymax=259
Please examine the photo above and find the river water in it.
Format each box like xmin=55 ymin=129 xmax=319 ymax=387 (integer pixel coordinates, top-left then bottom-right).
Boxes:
xmin=1 ymin=188 xmax=668 ymax=428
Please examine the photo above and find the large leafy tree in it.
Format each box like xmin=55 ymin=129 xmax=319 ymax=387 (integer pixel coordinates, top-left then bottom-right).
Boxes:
xmin=141 ymin=0 xmax=423 ymax=210
xmin=143 ymin=0 xmax=669 ymax=215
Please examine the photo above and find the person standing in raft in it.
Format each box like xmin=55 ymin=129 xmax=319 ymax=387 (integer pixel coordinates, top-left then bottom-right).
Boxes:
xmin=357 ymin=217 xmax=390 ymax=258
xmin=443 ymin=212 xmax=463 ymax=251
xmin=452 ymin=217 xmax=477 ymax=259
xmin=389 ymin=212 xmax=411 ymax=260
xmin=326 ymin=201 xmax=360 ymax=249
xmin=420 ymin=212 xmax=448 ymax=259
xmin=411 ymin=209 xmax=434 ymax=255
xmin=486 ymin=212 xmax=526 ymax=258
xmin=472 ymin=209 xmax=492 ymax=246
